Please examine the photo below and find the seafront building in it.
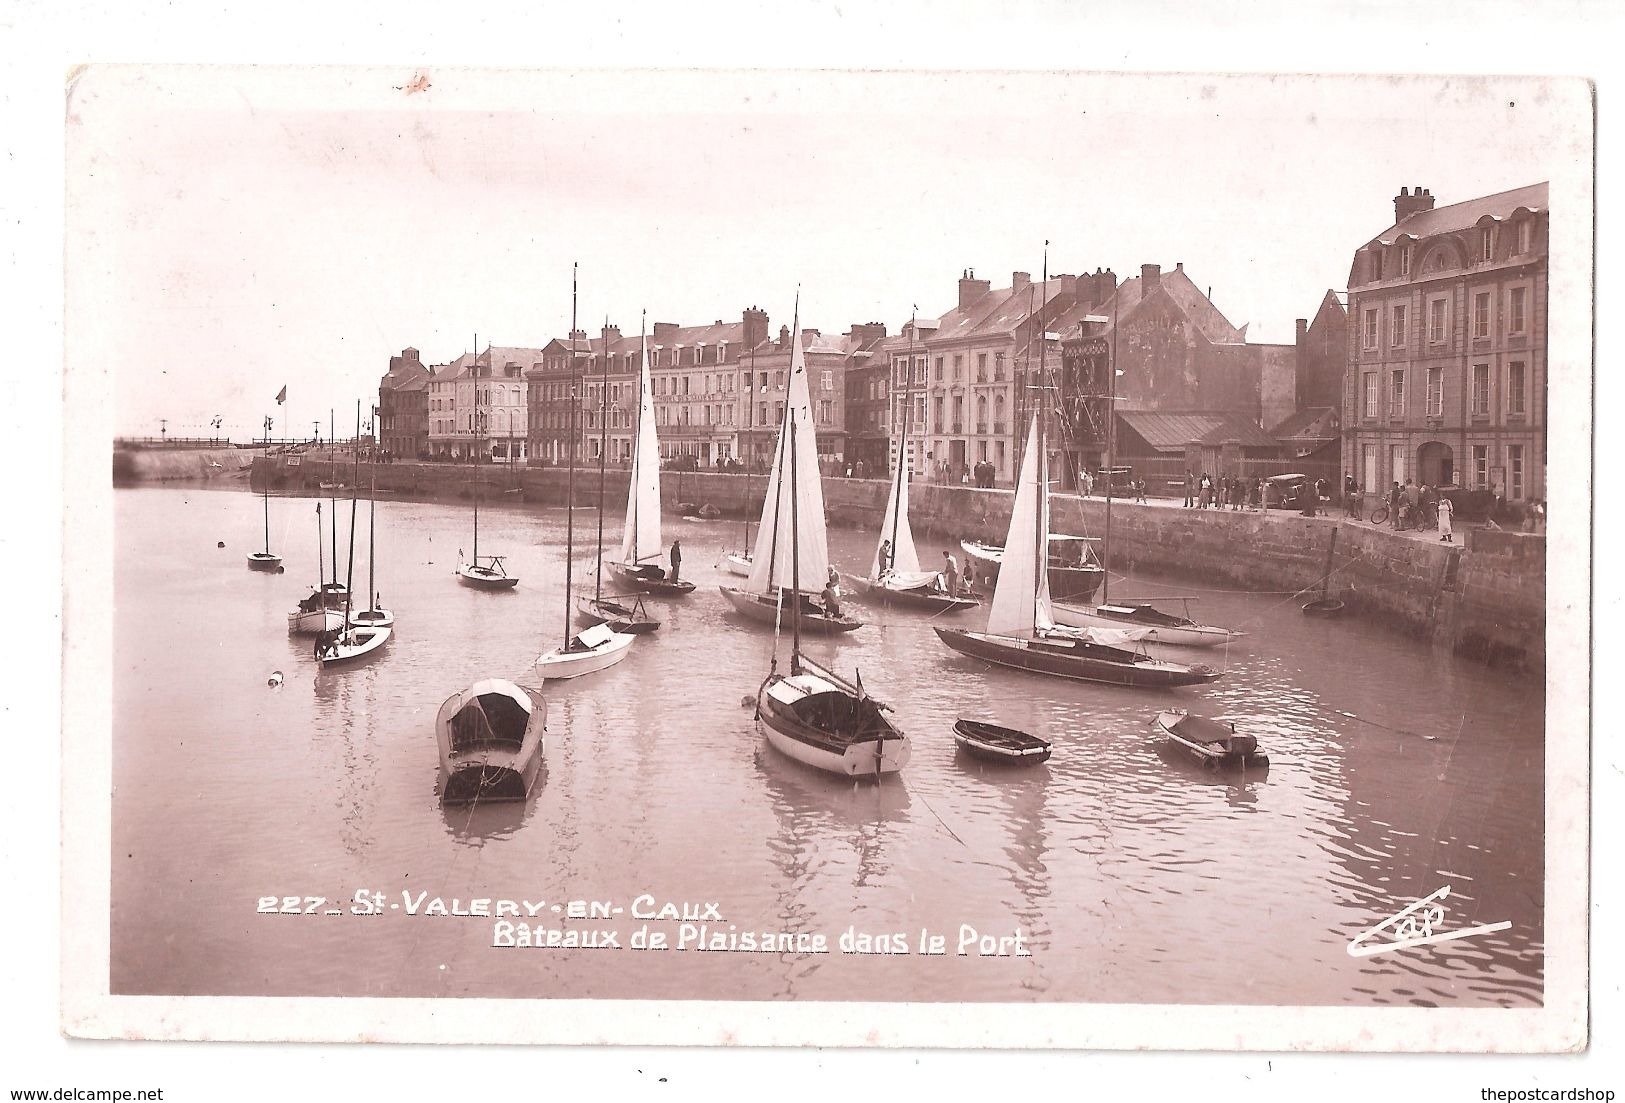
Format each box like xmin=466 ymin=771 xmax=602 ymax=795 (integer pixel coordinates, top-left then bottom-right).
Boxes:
xmin=1342 ymin=183 xmax=1548 ymax=500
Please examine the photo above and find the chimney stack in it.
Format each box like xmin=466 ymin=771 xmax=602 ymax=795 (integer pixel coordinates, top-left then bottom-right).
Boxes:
xmin=1393 ymin=185 xmax=1436 ymax=223
xmin=779 ymin=324 xmax=790 ymax=347
xmin=1011 ymin=271 xmax=1031 ymax=291
xmin=741 ymin=306 xmax=769 ymax=348
xmin=1296 ymin=318 xmax=1309 ymax=344
xmin=601 ymin=323 xmax=622 ymax=345
xmin=958 ymin=269 xmax=992 ymax=309
xmin=652 ymin=321 xmax=679 ymax=341
xmin=1140 ymin=263 xmax=1162 ymax=296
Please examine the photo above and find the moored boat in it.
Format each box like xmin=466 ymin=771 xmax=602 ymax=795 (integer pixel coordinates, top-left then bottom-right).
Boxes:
xmin=247 ymin=550 xmax=283 ymax=571
xmin=287 ymin=502 xmax=346 ymax=634
xmin=722 ymin=551 xmax=753 ymax=577
xmin=747 ymin=297 xmax=900 ymax=780
xmin=1301 ymin=598 xmax=1346 ymax=616
xmin=952 ymin=719 xmax=1052 ymax=764
xmin=1050 ymin=598 xmax=1243 ymax=648
xmin=848 ymin=572 xmax=980 ymax=612
xmin=719 ymin=584 xmax=862 ymax=634
xmin=756 ymin=658 xmax=909 ymax=778
xmin=457 ymin=555 xmax=519 ymax=590
xmin=316 ymin=624 xmax=392 ymax=666
xmin=607 ymin=322 xmax=694 ymax=598
xmin=437 ymin=679 xmax=545 ymax=804
xmin=936 ymin=624 xmax=1222 ymax=688
xmin=575 ymin=592 xmax=660 ymax=635
xmin=536 ymin=622 xmax=636 ymax=680
xmin=961 ymin=535 xmax=1104 ymax=603
xmin=1153 ymin=709 xmax=1269 ymax=771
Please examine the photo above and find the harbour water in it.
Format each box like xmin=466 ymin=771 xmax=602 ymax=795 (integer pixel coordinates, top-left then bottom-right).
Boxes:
xmin=111 ymin=484 xmax=1545 ymax=1006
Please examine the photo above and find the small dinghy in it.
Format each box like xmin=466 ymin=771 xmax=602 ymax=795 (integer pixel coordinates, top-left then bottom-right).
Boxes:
xmin=952 ymin=719 xmax=1052 ymax=764
xmin=1154 ymin=710 xmax=1270 ymax=772
xmin=437 ymin=679 xmax=545 ymax=804
xmin=575 ymin=593 xmax=660 ymax=635
xmin=246 ymin=550 xmax=282 ymax=571
xmin=1301 ymin=598 xmax=1346 ymax=616
xmin=722 ymin=551 xmax=753 ymax=577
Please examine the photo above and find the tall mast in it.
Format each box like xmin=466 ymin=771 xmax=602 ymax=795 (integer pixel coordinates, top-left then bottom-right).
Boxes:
xmin=595 ymin=313 xmax=609 ymax=600
xmin=631 ymin=313 xmax=646 ymax=565
xmin=343 ymin=402 xmax=361 ymax=634
xmin=329 ymin=408 xmax=337 ymax=583
xmin=472 ymin=333 xmax=480 ymax=564
xmin=744 ymin=337 xmax=759 ymax=551
xmin=367 ymin=404 xmax=378 ymax=610
xmin=262 ymin=415 xmax=272 ymax=555
xmin=1105 ymin=274 xmax=1116 ymax=605
xmin=316 ymin=501 xmax=325 ymax=593
xmin=787 ymin=292 xmax=803 ymax=671
xmin=886 ymin=309 xmax=917 ymax=566
xmin=564 ymin=265 xmax=578 ymax=650
xmin=1035 ymin=245 xmax=1048 ymax=633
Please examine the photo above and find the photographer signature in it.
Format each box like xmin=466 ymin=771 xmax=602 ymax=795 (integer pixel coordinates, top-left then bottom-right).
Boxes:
xmin=1347 ymin=885 xmax=1512 ymax=958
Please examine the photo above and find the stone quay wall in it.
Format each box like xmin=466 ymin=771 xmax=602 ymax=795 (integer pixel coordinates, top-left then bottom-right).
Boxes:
xmin=253 ymin=456 xmax=1547 ymax=676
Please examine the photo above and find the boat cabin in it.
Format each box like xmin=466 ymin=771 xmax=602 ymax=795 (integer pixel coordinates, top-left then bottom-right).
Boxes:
xmin=448 ymin=690 xmax=531 ymax=753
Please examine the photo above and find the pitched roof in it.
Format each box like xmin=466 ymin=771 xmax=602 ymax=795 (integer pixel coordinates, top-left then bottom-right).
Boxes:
xmin=1119 ymin=410 xmax=1279 ymax=452
xmin=1374 ymin=181 xmax=1548 ymax=246
xmin=1060 ymin=265 xmax=1246 ymax=346
xmin=1267 ymin=406 xmax=1339 ymax=441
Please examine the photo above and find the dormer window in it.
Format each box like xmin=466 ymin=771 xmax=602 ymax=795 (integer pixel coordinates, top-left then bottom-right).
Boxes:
xmin=1399 ymin=245 xmax=1412 ymax=277
xmin=1517 ymin=219 xmax=1532 ymax=255
xmin=1480 ymin=226 xmax=1495 ymax=263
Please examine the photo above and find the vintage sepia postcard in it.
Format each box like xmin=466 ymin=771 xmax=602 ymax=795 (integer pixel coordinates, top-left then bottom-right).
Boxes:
xmin=60 ymin=64 xmax=1592 ymax=1052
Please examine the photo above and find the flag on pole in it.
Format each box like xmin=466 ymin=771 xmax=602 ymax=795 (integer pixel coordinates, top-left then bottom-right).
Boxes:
xmin=276 ymin=386 xmax=287 ymax=404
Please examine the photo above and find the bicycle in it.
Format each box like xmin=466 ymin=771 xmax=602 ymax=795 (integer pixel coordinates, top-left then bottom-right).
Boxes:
xmin=1369 ymin=503 xmax=1390 ymax=526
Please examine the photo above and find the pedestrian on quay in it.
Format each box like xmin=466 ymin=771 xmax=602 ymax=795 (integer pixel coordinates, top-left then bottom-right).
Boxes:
xmin=1184 ymin=471 xmax=1194 ymax=508
xmin=1136 ymin=478 xmax=1147 ymax=504
xmin=1199 ymin=473 xmax=1212 ymax=509
xmin=1233 ymin=477 xmax=1244 ymax=511
xmin=1389 ymin=481 xmax=1403 ymax=527
xmin=1250 ymin=478 xmax=1263 ymax=511
xmin=669 ymin=539 xmax=683 ymax=582
xmin=1437 ymin=493 xmax=1454 ymax=542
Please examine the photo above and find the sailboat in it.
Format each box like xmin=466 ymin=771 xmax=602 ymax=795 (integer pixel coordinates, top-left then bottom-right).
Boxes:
xmin=849 ymin=319 xmax=978 ymax=613
xmin=535 ymin=266 xmax=637 ymax=680
xmin=605 ymin=325 xmax=696 ymax=598
xmin=287 ymin=501 xmax=345 ymax=634
xmin=349 ymin=406 xmax=395 ymax=629
xmin=722 ymin=340 xmax=761 ymax=577
xmin=1048 ymin=280 xmax=1241 ymax=649
xmin=720 ymin=323 xmax=861 ymax=634
xmin=456 ymin=341 xmax=519 ymax=590
xmin=935 ymin=254 xmax=1220 ymax=689
xmin=751 ymin=294 xmax=906 ymax=778
xmin=246 ymin=415 xmax=282 ymax=570
xmin=577 ymin=317 xmax=660 ymax=634
xmin=318 ymin=408 xmax=349 ymax=606
xmin=318 ymin=403 xmax=391 ymax=666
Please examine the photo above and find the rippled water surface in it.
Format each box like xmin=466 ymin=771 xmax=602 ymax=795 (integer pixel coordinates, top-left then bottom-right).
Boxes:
xmin=111 ymin=485 xmax=1545 ymax=1006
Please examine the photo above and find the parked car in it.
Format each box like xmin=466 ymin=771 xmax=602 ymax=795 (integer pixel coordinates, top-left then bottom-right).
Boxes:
xmin=1263 ymin=473 xmax=1313 ymax=510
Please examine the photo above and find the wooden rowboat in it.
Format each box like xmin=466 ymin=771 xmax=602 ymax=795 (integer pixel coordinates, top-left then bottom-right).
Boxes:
xmin=952 ymin=719 xmax=1051 ymax=764
xmin=575 ymin=593 xmax=660 ymax=634
xmin=1153 ymin=710 xmax=1270 ymax=771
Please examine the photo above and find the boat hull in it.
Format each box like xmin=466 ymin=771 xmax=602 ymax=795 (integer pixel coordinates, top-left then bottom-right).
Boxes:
xmin=607 ymin=561 xmax=696 ymax=596
xmin=719 ymin=586 xmax=862 ymax=634
xmin=962 ymin=542 xmax=1104 ymax=603
xmin=317 ymin=626 xmax=392 ymax=667
xmin=246 ymin=552 xmax=282 ymax=571
xmin=535 ymin=629 xmax=636 ymax=679
xmin=575 ymin=595 xmax=660 ymax=634
xmin=848 ymin=574 xmax=979 ymax=613
xmin=348 ymin=607 xmax=395 ymax=629
xmin=287 ymin=609 xmax=344 ymax=635
xmin=437 ymin=681 xmax=545 ymax=805
xmin=1301 ymin=598 xmax=1346 ymax=616
xmin=756 ymin=679 xmax=909 ymax=778
xmin=934 ymin=627 xmax=1221 ymax=688
xmin=1154 ymin=710 xmax=1269 ymax=771
xmin=722 ymin=552 xmax=752 ymax=577
xmin=952 ymin=719 xmax=1052 ymax=764
xmin=457 ymin=566 xmax=519 ymax=590
xmin=1050 ymin=602 xmax=1241 ymax=648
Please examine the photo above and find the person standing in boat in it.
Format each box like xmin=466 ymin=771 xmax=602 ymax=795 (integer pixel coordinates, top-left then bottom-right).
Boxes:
xmin=877 ymin=538 xmax=893 ymax=576
xmin=940 ymin=550 xmax=960 ymax=596
xmin=669 ymin=539 xmax=682 ymax=582
xmin=822 ymin=573 xmax=843 ymax=618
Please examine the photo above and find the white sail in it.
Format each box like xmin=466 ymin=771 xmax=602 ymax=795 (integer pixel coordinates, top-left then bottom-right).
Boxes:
xmin=985 ymin=416 xmax=1053 ymax=636
xmin=746 ymin=329 xmax=830 ymax=595
xmin=619 ymin=334 xmax=663 ymax=564
xmin=870 ymin=436 xmax=922 ymax=579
